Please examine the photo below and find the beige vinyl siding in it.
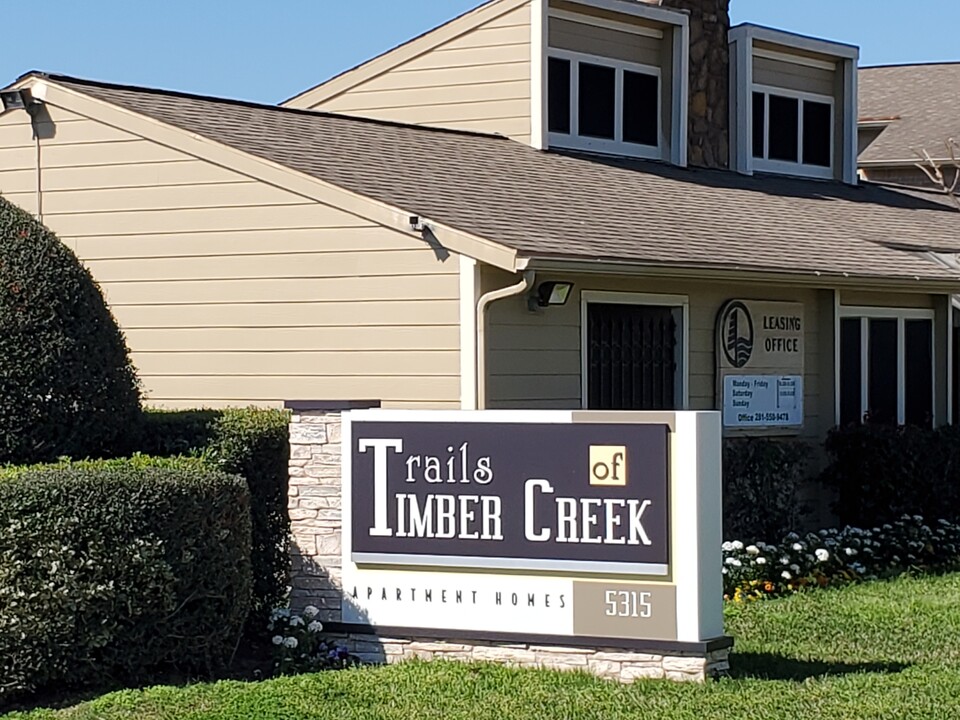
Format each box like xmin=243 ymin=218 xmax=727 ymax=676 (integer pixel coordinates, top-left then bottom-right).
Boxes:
xmin=484 ymin=270 xmax=829 ymax=438
xmin=549 ymin=17 xmax=662 ymax=66
xmin=839 ymin=290 xmax=935 ymax=309
xmin=308 ymin=2 xmax=532 ymax=142
xmin=753 ymin=56 xmax=836 ymax=96
xmin=0 ymin=103 xmax=461 ymax=409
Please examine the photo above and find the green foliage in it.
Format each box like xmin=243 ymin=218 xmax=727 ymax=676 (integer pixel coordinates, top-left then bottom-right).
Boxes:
xmin=136 ymin=408 xmax=291 ymax=629
xmin=0 ymin=458 xmax=252 ymax=704
xmin=268 ymin=607 xmax=356 ymax=676
xmin=10 ymin=574 xmax=960 ymax=720
xmin=822 ymin=423 xmax=960 ymax=527
xmin=0 ymin=198 xmax=141 ymax=464
xmin=722 ymin=516 xmax=960 ymax=600
xmin=722 ymin=438 xmax=810 ymax=541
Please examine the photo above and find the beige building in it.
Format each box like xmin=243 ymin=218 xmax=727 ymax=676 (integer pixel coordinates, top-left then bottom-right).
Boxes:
xmin=1 ymin=0 xmax=959 ymax=442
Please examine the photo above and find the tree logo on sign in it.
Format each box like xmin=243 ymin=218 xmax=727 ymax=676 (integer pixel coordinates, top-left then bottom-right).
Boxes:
xmin=720 ymin=301 xmax=754 ymax=369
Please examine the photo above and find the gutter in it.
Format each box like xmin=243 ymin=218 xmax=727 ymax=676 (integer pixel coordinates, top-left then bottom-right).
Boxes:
xmin=475 ymin=270 xmax=535 ymax=410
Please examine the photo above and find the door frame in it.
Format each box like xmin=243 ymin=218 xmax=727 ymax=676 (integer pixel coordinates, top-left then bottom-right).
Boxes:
xmin=580 ymin=290 xmax=690 ymax=410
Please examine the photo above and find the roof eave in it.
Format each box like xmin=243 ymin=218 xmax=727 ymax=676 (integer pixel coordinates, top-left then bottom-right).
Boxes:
xmin=517 ymin=256 xmax=960 ymax=292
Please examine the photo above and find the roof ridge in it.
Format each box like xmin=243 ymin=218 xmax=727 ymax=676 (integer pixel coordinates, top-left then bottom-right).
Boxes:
xmin=861 ymin=61 xmax=960 ymax=70
xmin=16 ymin=70 xmax=511 ymax=142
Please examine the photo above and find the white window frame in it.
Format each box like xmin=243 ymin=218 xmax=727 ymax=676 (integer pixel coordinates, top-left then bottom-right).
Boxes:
xmin=836 ymin=306 xmax=936 ymax=426
xmin=752 ymin=84 xmax=835 ymax=180
xmin=580 ymin=291 xmax=690 ymax=411
xmin=547 ymin=49 xmax=663 ymax=160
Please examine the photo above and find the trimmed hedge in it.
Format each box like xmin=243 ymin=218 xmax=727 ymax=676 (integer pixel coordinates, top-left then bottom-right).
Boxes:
xmin=0 ymin=197 xmax=141 ymax=465
xmin=0 ymin=458 xmax=252 ymax=703
xmin=723 ymin=438 xmax=811 ymax=541
xmin=136 ymin=409 xmax=290 ymax=630
xmin=822 ymin=424 xmax=960 ymax=527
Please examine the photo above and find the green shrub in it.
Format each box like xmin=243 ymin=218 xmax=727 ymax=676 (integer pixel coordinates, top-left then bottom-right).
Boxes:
xmin=137 ymin=408 xmax=290 ymax=630
xmin=723 ymin=438 xmax=811 ymax=541
xmin=822 ymin=424 xmax=960 ymax=527
xmin=0 ymin=458 xmax=252 ymax=703
xmin=722 ymin=515 xmax=960 ymax=600
xmin=0 ymin=197 xmax=141 ymax=464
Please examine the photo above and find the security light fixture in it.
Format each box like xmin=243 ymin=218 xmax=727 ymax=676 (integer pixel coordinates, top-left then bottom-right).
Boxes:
xmin=0 ymin=88 xmax=37 ymax=113
xmin=530 ymin=281 xmax=574 ymax=310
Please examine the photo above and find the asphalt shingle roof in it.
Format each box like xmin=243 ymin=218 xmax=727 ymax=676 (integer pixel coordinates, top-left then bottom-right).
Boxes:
xmin=38 ymin=74 xmax=960 ymax=284
xmin=859 ymin=63 xmax=960 ymax=164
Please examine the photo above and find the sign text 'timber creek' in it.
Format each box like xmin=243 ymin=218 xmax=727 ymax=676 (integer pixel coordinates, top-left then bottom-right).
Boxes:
xmin=350 ymin=421 xmax=670 ymax=575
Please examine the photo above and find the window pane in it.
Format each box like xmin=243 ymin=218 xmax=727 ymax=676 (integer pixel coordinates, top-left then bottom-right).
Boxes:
xmin=587 ymin=304 xmax=678 ymax=411
xmin=548 ymin=57 xmax=571 ymax=135
xmin=578 ymin=63 xmax=616 ymax=140
xmin=803 ymin=100 xmax=832 ymax=167
xmin=868 ymin=318 xmax=898 ymax=425
xmin=840 ymin=318 xmax=862 ymax=425
xmin=752 ymin=92 xmax=765 ymax=158
xmin=623 ymin=70 xmax=659 ymax=147
xmin=905 ymin=319 xmax=933 ymax=427
xmin=768 ymin=95 xmax=799 ymax=162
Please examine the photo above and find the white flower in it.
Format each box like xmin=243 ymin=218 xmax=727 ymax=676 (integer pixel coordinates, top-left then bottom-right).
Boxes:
xmin=283 ymin=637 xmax=298 ymax=649
xmin=781 ymin=571 xmax=792 ymax=580
xmin=792 ymin=543 xmax=803 ymax=552
xmin=289 ymin=616 xmax=305 ymax=627
xmin=722 ymin=541 xmax=734 ymax=552
xmin=725 ymin=557 xmax=742 ymax=567
xmin=845 ymin=547 xmax=857 ymax=556
xmin=755 ymin=557 xmax=767 ymax=565
xmin=308 ymin=621 xmax=324 ymax=633
xmin=780 ymin=557 xmax=790 ymax=566
xmin=746 ymin=545 xmax=760 ymax=556
xmin=272 ymin=635 xmax=284 ymax=646
xmin=303 ymin=605 xmax=320 ymax=619
xmin=731 ymin=541 xmax=744 ymax=551
xmin=815 ymin=548 xmax=830 ymax=562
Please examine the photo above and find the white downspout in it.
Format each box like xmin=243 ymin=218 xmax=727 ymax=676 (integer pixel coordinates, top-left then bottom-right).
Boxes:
xmin=476 ymin=270 xmax=535 ymax=410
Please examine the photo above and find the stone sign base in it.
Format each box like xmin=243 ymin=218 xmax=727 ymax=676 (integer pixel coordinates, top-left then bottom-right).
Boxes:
xmin=286 ymin=402 xmax=730 ymax=685
xmin=330 ymin=633 xmax=729 ymax=683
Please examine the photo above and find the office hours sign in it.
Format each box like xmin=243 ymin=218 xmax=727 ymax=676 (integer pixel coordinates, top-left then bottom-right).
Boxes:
xmin=339 ymin=410 xmax=725 ymax=646
xmin=716 ymin=300 xmax=805 ymax=430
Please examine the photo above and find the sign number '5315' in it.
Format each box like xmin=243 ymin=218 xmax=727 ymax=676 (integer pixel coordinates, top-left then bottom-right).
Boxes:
xmin=604 ymin=590 xmax=653 ymax=619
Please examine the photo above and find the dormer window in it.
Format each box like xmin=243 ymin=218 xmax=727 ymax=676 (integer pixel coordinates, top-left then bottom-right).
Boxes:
xmin=752 ymin=88 xmax=834 ymax=177
xmin=539 ymin=2 xmax=690 ymax=165
xmin=547 ymin=52 xmax=660 ymax=154
xmin=730 ymin=25 xmax=859 ymax=183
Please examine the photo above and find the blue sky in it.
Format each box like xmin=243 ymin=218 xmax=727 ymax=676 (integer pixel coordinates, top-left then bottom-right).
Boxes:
xmin=2 ymin=1 xmax=958 ymax=104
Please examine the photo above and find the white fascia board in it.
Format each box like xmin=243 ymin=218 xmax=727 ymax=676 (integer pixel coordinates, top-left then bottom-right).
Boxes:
xmin=732 ymin=23 xmax=860 ymax=61
xmin=27 ymin=77 xmax=519 ymax=272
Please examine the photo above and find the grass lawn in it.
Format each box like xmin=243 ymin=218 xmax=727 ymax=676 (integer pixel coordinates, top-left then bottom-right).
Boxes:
xmin=7 ymin=573 xmax=960 ymax=720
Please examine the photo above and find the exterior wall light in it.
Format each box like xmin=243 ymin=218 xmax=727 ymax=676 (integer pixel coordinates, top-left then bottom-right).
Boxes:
xmin=1 ymin=88 xmax=39 ymax=113
xmin=530 ymin=281 xmax=574 ymax=310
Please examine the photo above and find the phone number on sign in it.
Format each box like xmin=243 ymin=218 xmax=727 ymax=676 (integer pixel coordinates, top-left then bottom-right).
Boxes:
xmin=737 ymin=412 xmax=793 ymax=423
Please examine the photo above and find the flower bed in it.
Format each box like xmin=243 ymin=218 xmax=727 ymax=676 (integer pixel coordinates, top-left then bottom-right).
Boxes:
xmin=268 ymin=606 xmax=355 ymax=675
xmin=722 ymin=515 xmax=960 ymax=601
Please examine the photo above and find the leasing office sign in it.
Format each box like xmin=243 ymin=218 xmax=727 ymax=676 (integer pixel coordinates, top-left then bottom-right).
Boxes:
xmin=341 ymin=411 xmax=724 ymax=645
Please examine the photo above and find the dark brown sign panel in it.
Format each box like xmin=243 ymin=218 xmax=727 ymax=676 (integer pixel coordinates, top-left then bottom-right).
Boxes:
xmin=350 ymin=422 xmax=670 ymax=574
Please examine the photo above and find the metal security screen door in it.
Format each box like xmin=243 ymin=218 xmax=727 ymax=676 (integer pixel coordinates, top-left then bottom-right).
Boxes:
xmin=587 ymin=303 xmax=681 ymax=410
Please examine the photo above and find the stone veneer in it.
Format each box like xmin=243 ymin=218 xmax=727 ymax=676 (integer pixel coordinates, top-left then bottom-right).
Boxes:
xmin=662 ymin=0 xmax=731 ymax=169
xmin=287 ymin=404 xmax=730 ymax=683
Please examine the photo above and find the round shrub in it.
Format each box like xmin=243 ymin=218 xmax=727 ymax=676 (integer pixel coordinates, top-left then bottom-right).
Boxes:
xmin=0 ymin=198 xmax=141 ymax=464
xmin=0 ymin=458 xmax=253 ymax=703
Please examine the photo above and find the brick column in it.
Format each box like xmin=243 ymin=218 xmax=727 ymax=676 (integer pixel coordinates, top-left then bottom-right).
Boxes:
xmin=286 ymin=401 xmax=379 ymax=622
